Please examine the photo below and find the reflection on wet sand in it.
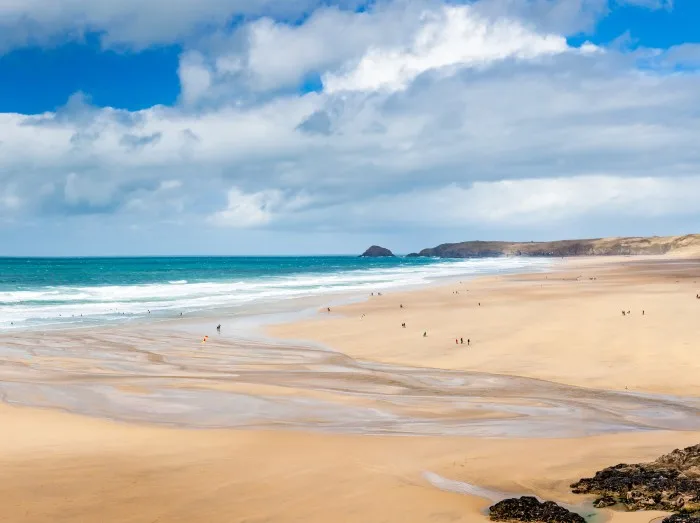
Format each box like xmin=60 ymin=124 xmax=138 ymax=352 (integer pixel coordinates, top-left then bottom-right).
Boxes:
xmin=1 ymin=324 xmax=699 ymax=437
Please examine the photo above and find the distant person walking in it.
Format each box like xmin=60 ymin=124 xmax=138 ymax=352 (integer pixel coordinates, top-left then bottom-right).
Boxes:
xmin=217 ymin=324 xmax=221 ymax=333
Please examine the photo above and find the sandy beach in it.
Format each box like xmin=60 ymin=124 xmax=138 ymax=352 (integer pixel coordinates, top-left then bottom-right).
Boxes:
xmin=2 ymin=402 xmax=699 ymax=523
xmin=2 ymin=256 xmax=700 ymax=522
xmin=271 ymin=257 xmax=700 ymax=396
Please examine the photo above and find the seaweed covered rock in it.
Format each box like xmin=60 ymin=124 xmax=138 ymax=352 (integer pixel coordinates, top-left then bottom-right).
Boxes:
xmin=571 ymin=444 xmax=700 ymax=513
xmin=663 ymin=513 xmax=700 ymax=523
xmin=489 ymin=496 xmax=586 ymax=523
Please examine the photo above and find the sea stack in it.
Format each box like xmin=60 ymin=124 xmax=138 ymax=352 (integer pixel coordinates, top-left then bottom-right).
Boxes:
xmin=360 ymin=245 xmax=395 ymax=257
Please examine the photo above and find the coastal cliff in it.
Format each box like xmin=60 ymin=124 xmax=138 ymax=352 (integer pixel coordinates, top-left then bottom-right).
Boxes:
xmin=407 ymin=234 xmax=700 ymax=258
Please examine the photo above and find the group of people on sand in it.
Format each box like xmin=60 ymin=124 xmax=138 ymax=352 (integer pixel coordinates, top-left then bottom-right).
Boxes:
xmin=333 ymin=291 xmax=473 ymax=347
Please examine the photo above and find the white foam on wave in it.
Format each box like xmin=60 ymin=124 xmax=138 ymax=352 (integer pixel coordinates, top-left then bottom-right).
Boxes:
xmin=0 ymin=257 xmax=552 ymax=329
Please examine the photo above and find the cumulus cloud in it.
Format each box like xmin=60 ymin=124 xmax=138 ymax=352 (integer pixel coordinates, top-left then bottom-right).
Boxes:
xmin=0 ymin=0 xmax=370 ymax=52
xmin=175 ymin=1 xmax=601 ymax=101
xmin=209 ymin=187 xmax=312 ymax=228
xmin=323 ymin=4 xmax=573 ymax=93
xmin=0 ymin=0 xmax=699 ymax=253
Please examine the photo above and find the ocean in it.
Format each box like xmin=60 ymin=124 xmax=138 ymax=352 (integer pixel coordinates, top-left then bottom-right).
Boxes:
xmin=0 ymin=256 xmax=551 ymax=331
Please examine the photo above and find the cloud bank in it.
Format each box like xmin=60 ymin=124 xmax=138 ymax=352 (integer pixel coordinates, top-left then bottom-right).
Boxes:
xmin=0 ymin=0 xmax=698 ymax=254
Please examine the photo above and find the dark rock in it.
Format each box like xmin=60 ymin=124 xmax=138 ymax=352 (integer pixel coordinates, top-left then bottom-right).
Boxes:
xmin=571 ymin=444 xmax=700 ymax=513
xmin=489 ymin=496 xmax=585 ymax=523
xmin=592 ymin=496 xmax=617 ymax=508
xmin=360 ymin=245 xmax=395 ymax=257
xmin=664 ymin=513 xmax=700 ymax=523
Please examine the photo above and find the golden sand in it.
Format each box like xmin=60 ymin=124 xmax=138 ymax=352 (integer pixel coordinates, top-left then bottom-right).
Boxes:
xmin=271 ymin=257 xmax=700 ymax=395
xmin=2 ymin=256 xmax=700 ymax=522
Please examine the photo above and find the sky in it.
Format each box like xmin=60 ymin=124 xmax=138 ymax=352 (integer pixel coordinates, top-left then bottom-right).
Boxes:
xmin=1 ymin=0 xmax=700 ymax=256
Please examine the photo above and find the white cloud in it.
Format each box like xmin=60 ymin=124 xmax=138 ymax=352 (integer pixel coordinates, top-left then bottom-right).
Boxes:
xmin=63 ymin=172 xmax=117 ymax=207
xmin=179 ymin=1 xmax=593 ymax=101
xmin=178 ymin=52 xmax=214 ymax=105
xmin=323 ymin=4 xmax=572 ymax=93
xmin=158 ymin=180 xmax=183 ymax=191
xmin=0 ymin=0 xmax=363 ymax=51
xmin=616 ymin=0 xmax=673 ymax=9
xmin=364 ymin=175 xmax=700 ymax=227
xmin=1 ymin=0 xmax=700 ymax=252
xmin=0 ymin=184 xmax=21 ymax=211
xmin=209 ymin=187 xmax=312 ymax=228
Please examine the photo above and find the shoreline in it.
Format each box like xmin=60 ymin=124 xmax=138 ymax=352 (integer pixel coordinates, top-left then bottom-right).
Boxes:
xmin=0 ymin=256 xmax=553 ymax=334
xmin=1 ymin=254 xmax=699 ymax=522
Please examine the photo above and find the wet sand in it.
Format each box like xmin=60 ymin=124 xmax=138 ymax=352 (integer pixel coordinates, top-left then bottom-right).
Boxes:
xmin=1 ymin=256 xmax=700 ymax=522
xmin=2 ymin=403 xmax=699 ymax=523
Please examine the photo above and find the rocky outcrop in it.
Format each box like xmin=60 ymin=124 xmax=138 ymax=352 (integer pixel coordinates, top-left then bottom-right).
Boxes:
xmin=488 ymin=496 xmax=585 ymax=523
xmin=571 ymin=444 xmax=700 ymax=514
xmin=360 ymin=245 xmax=395 ymax=257
xmin=411 ymin=234 xmax=700 ymax=258
xmin=663 ymin=514 xmax=700 ymax=523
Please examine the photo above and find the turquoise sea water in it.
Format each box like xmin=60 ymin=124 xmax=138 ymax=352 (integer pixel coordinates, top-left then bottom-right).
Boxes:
xmin=0 ymin=256 xmax=551 ymax=330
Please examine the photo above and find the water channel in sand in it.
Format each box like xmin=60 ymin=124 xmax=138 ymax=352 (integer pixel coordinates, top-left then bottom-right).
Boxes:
xmin=1 ymin=322 xmax=699 ymax=438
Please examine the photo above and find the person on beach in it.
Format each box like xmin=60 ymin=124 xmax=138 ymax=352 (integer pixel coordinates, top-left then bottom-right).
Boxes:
xmin=217 ymin=324 xmax=221 ymax=333
xmin=401 ymin=323 xmax=406 ymax=328
xmin=455 ymin=339 xmax=458 ymax=345
xmin=327 ymin=307 xmax=331 ymax=313
xmin=423 ymin=331 xmax=427 ymax=337
xmin=460 ymin=337 xmax=464 ymax=344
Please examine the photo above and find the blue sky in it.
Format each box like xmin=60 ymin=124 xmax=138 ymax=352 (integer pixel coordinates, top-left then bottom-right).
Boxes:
xmin=1 ymin=0 xmax=700 ymax=255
